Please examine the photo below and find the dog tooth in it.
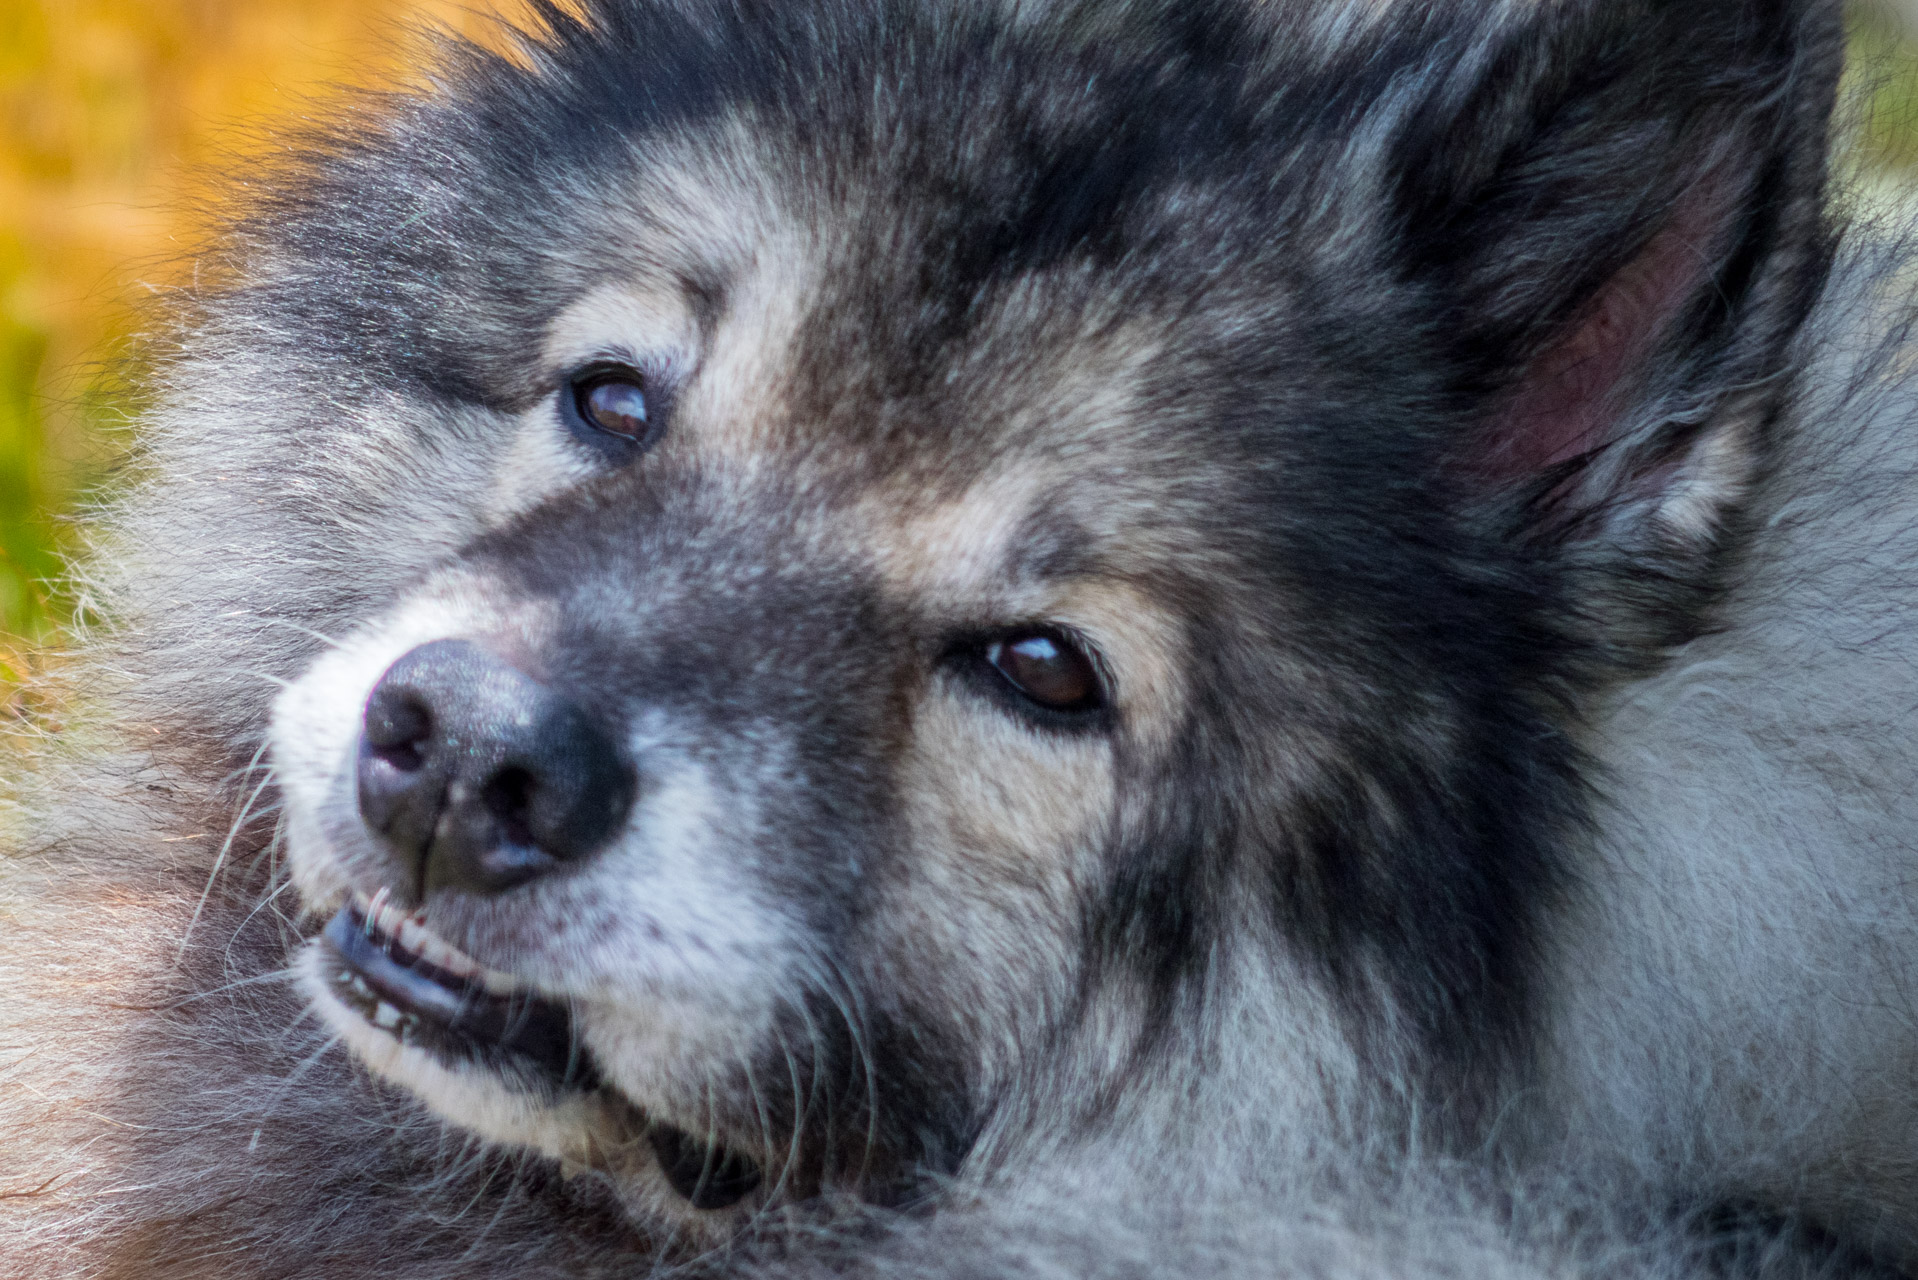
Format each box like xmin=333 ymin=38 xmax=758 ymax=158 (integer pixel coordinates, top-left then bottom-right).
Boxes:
xmin=372 ymin=1002 xmax=403 ymax=1030
xmin=420 ymin=928 xmax=477 ymax=977
xmin=349 ymin=887 xmax=520 ymax=993
xmin=434 ymin=939 xmax=478 ymax=977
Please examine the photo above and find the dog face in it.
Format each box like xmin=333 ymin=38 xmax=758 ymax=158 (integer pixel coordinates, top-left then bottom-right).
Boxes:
xmin=255 ymin=0 xmax=1839 ymax=1246
xmin=272 ymin=125 xmax=1338 ymax=1229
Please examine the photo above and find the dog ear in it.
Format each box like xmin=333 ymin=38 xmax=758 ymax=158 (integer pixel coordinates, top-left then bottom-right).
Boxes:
xmin=1388 ymin=0 xmax=1843 ymax=649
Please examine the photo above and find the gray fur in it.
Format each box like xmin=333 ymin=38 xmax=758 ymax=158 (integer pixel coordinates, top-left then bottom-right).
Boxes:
xmin=5 ymin=1 xmax=1918 ymax=1276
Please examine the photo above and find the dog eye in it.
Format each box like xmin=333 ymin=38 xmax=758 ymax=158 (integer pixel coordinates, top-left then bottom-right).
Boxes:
xmin=985 ymin=631 xmax=1103 ymax=713
xmin=573 ymin=369 xmax=649 ymax=439
xmin=560 ymin=363 xmax=662 ymax=457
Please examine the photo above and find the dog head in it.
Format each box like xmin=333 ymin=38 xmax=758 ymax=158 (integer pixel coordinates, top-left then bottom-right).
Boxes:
xmin=236 ymin=0 xmax=1842 ymax=1246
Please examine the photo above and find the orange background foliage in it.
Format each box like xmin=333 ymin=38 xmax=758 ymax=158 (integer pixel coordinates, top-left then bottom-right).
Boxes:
xmin=0 ymin=0 xmax=537 ymax=645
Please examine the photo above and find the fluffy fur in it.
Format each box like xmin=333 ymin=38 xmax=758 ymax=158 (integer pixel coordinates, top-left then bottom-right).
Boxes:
xmin=5 ymin=1 xmax=1918 ymax=1275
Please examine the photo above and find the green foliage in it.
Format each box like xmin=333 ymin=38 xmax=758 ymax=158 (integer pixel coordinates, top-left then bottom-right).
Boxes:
xmin=1851 ymin=4 xmax=1918 ymax=174
xmin=0 ymin=236 xmax=58 ymax=642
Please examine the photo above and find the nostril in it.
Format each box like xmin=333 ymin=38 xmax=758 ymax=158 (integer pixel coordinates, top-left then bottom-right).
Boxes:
xmin=373 ymin=738 xmax=427 ymax=773
xmin=482 ymin=766 xmax=539 ymax=849
xmin=358 ymin=639 xmax=636 ymax=898
xmin=365 ymin=693 xmax=431 ymax=772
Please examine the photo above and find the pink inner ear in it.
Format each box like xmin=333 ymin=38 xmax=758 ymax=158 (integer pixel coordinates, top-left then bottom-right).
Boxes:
xmin=1485 ymin=184 xmax=1727 ymax=482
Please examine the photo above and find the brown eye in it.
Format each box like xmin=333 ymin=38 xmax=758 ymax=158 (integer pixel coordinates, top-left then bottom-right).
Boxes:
xmin=574 ymin=371 xmax=649 ymax=439
xmin=985 ymin=632 xmax=1102 ymax=712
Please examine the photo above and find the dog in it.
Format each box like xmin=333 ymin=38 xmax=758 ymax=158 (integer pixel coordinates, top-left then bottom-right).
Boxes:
xmin=7 ymin=0 xmax=1918 ymax=1275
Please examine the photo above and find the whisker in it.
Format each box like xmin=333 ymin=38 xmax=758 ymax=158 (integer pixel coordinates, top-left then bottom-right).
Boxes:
xmin=769 ymin=1022 xmax=809 ymax=1208
xmin=810 ymin=949 xmax=880 ymax=1179
xmin=246 ymin=1030 xmax=344 ymax=1152
xmin=242 ymin=614 xmax=349 ymax=651
xmin=176 ymin=744 xmax=275 ymax=964
xmin=224 ymin=874 xmax=303 ymax=979
xmin=149 ymin=965 xmax=305 ymax=1009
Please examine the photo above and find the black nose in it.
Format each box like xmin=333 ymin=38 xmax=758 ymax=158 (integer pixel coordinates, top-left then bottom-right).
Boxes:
xmin=357 ymin=639 xmax=636 ymax=898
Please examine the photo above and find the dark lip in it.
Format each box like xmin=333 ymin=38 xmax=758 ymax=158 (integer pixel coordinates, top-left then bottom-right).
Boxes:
xmin=321 ymin=905 xmax=767 ymax=1210
xmin=321 ymin=906 xmax=597 ymax=1088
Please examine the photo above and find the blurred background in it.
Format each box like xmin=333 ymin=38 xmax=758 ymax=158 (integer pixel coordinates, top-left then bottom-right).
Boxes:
xmin=0 ymin=0 xmax=543 ymax=668
xmin=0 ymin=0 xmax=1916 ymax=662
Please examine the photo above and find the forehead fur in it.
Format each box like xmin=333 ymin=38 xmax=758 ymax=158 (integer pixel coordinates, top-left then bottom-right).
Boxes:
xmin=230 ymin=0 xmax=1473 ymax=408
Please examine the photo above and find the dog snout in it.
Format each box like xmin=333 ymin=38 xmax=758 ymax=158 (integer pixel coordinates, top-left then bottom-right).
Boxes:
xmin=356 ymin=639 xmax=636 ymax=898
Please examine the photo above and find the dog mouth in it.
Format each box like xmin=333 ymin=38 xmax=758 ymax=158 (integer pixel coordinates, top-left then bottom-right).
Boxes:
xmin=321 ymin=895 xmax=593 ymax=1084
xmin=320 ymin=894 xmax=765 ymax=1209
